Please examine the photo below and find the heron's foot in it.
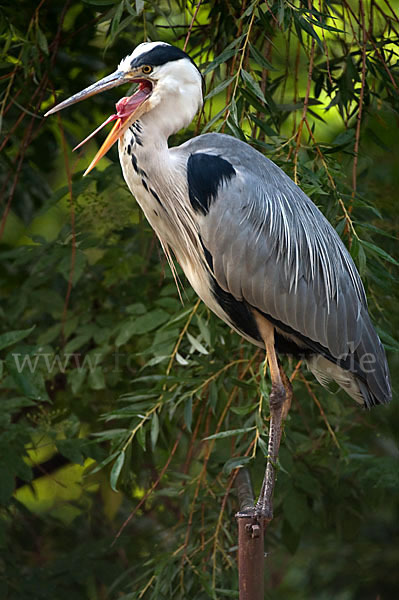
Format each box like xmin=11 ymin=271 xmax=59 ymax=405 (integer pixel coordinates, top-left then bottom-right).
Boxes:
xmin=235 ymin=503 xmax=273 ymax=522
xmin=235 ymin=506 xmax=257 ymax=519
xmin=254 ymin=496 xmax=273 ymax=523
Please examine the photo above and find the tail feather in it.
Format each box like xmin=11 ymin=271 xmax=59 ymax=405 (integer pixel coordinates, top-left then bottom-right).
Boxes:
xmin=307 ymin=309 xmax=391 ymax=408
xmin=353 ymin=310 xmax=391 ymax=406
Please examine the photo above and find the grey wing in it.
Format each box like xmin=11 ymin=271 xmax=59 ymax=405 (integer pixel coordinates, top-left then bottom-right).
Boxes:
xmin=186 ymin=133 xmax=365 ymax=358
xmin=181 ymin=133 xmax=391 ymax=405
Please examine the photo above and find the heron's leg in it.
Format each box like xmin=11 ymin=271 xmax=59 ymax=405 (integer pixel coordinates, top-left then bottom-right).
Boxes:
xmin=253 ymin=315 xmax=287 ymax=521
xmin=279 ymin=365 xmax=293 ymax=425
xmin=255 ymin=364 xmax=292 ymax=515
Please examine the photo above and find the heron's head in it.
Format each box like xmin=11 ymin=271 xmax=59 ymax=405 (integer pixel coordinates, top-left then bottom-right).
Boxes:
xmin=45 ymin=42 xmax=203 ymax=174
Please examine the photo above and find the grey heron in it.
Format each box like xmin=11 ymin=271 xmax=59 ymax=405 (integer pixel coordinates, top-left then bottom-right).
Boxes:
xmin=46 ymin=41 xmax=392 ymax=519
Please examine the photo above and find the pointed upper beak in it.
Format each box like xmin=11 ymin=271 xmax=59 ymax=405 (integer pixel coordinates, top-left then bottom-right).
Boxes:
xmin=45 ymin=68 xmax=154 ymax=175
xmin=44 ymin=70 xmax=129 ymax=116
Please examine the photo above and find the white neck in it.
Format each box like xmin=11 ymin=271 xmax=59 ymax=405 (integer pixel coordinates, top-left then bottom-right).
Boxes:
xmin=141 ymin=57 xmax=203 ymax=140
xmin=117 ymin=56 xmax=204 ymax=292
xmin=117 ymin=55 xmax=203 ymax=181
xmin=116 ymin=65 xmax=234 ymax=327
xmin=118 ymin=116 xmax=197 ymax=253
xmin=141 ymin=92 xmax=198 ymax=142
xmin=118 ymin=118 xmax=208 ymax=303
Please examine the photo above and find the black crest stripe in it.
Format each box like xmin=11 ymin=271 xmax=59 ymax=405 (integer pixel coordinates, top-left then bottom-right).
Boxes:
xmin=131 ymin=44 xmax=200 ymax=74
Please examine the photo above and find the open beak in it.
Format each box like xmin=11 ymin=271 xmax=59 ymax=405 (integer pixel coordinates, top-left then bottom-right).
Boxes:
xmin=45 ymin=70 xmax=153 ymax=175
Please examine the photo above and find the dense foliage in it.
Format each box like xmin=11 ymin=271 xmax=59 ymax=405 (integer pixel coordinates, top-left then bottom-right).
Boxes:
xmin=1 ymin=1 xmax=398 ymax=598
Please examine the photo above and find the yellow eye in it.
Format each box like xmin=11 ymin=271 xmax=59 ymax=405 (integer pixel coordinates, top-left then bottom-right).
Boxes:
xmin=142 ymin=65 xmax=153 ymax=74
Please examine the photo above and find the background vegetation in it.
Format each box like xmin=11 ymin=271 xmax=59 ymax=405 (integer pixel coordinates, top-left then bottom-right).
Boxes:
xmin=1 ymin=1 xmax=398 ymax=598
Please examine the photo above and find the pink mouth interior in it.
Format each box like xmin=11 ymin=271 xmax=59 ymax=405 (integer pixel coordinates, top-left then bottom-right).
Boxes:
xmin=116 ymin=81 xmax=152 ymax=118
xmin=74 ymin=81 xmax=152 ymax=151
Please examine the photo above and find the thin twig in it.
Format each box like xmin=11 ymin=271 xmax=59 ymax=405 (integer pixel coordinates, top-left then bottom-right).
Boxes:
xmin=299 ymin=374 xmax=341 ymax=449
xmin=57 ymin=112 xmax=76 ymax=341
xmin=166 ymin=299 xmax=201 ymax=376
xmin=303 ymin=117 xmax=359 ymax=241
xmin=293 ymin=32 xmax=316 ymax=183
xmin=183 ymin=0 xmax=203 ymax=51
xmin=181 ymin=356 xmax=256 ymax=578
xmin=113 ymin=432 xmax=183 ymax=543
xmin=350 ymin=0 xmax=368 ymax=214
xmin=224 ymin=7 xmax=257 ymax=123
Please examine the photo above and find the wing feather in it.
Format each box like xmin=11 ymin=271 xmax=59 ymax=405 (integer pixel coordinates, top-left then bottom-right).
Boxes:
xmin=182 ymin=133 xmax=365 ymax=358
xmin=203 ymin=181 xmax=363 ymax=358
xmin=177 ymin=132 xmax=391 ymax=405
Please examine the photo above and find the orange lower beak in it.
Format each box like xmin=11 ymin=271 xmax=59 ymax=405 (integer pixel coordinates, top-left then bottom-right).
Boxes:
xmin=45 ymin=68 xmax=153 ymax=176
xmin=83 ymin=117 xmax=123 ymax=176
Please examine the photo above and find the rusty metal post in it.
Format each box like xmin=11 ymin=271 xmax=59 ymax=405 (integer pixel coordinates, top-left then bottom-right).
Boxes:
xmin=235 ymin=469 xmax=265 ymax=600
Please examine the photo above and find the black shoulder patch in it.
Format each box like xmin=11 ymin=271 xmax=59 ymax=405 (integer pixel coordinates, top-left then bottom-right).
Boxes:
xmin=187 ymin=153 xmax=235 ymax=216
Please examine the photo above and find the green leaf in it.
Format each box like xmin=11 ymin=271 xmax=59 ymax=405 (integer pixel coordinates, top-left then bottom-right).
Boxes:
xmin=184 ymin=397 xmax=192 ymax=432
xmin=241 ymin=70 xmax=266 ymax=104
xmin=249 ymin=43 xmax=277 ymax=71
xmin=202 ymin=104 xmax=229 ymax=134
xmin=36 ymin=26 xmax=48 ymax=55
xmin=249 ymin=114 xmax=278 ymax=137
xmin=223 ymin=456 xmax=252 ymax=475
xmin=70 ymin=368 xmax=86 ymax=395
xmin=56 ymin=439 xmax=85 ymax=465
xmin=137 ymin=424 xmax=147 ymax=450
xmin=64 ymin=333 xmax=92 ymax=354
xmin=359 ymin=222 xmax=396 ymax=240
xmin=204 ymin=426 xmax=256 ymax=441
xmin=58 ymin=250 xmax=87 ymax=287
xmin=306 ymin=16 xmax=345 ymax=34
xmin=357 ymin=242 xmax=367 ymax=276
xmin=257 ymin=436 xmax=268 ymax=457
xmin=0 ymin=325 xmax=35 ymax=351
xmin=151 ymin=412 xmax=159 ymax=450
xmin=110 ymin=451 xmax=125 ymax=492
xmin=203 ymin=37 xmax=245 ymax=75
xmin=227 ymin=118 xmax=247 ymax=141
xmin=124 ymin=0 xmax=136 ymax=16
xmin=360 ymin=240 xmax=399 ymax=265
xmin=229 ymin=97 xmax=238 ymax=126
xmin=204 ymin=48 xmax=237 ymax=75
xmin=110 ymin=1 xmax=124 ymax=39
xmin=375 ymin=327 xmax=399 ymax=351
xmin=195 ymin=315 xmax=211 ymax=347
xmin=205 ymin=75 xmax=235 ymax=100
xmin=230 ymin=403 xmax=258 ymax=416
xmin=135 ymin=0 xmax=144 ymax=14
xmin=37 ymin=323 xmax=62 ymax=345
xmin=175 ymin=352 xmax=189 ymax=366
xmin=296 ymin=16 xmax=324 ymax=51
xmin=5 ymin=352 xmax=48 ymax=402
xmin=88 ymin=366 xmax=106 ymax=390
xmin=89 ymin=450 xmax=120 ymax=475
xmin=186 ymin=332 xmax=208 ymax=355
xmin=115 ymin=310 xmax=170 ymax=346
